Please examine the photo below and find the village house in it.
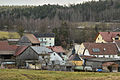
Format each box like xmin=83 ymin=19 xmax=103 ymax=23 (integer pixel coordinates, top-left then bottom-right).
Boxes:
xmin=34 ymin=33 xmax=55 ymax=46
xmin=95 ymin=32 xmax=120 ymax=43
xmin=69 ymin=54 xmax=83 ymax=71
xmin=0 ymin=41 xmax=18 ymax=59
xmin=102 ymin=62 xmax=119 ymax=72
xmin=78 ymin=42 xmax=119 ymax=58
xmin=0 ymin=41 xmax=18 ymax=68
xmin=48 ymin=46 xmax=68 ymax=61
xmin=15 ymin=46 xmax=52 ymax=69
xmin=84 ymin=58 xmax=120 ymax=72
xmin=49 ymin=52 xmax=66 ymax=65
xmin=18 ymin=34 xmax=40 ymax=46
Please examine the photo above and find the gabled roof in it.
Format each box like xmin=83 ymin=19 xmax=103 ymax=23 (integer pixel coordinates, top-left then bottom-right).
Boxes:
xmin=25 ymin=34 xmax=40 ymax=44
xmin=47 ymin=46 xmax=65 ymax=53
xmin=0 ymin=45 xmax=18 ymax=51
xmin=83 ymin=42 xmax=118 ymax=55
xmin=15 ymin=46 xmax=28 ymax=56
xmin=34 ymin=33 xmax=55 ymax=38
xmin=69 ymin=54 xmax=81 ymax=61
xmin=31 ymin=46 xmax=52 ymax=55
xmin=98 ymin=32 xmax=120 ymax=42
xmin=0 ymin=41 xmax=18 ymax=55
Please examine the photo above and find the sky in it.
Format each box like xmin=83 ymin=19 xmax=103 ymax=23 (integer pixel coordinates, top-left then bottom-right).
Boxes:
xmin=0 ymin=0 xmax=99 ymax=6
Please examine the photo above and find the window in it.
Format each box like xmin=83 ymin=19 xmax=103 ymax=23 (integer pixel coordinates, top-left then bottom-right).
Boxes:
xmin=115 ymin=34 xmax=120 ymax=40
xmin=92 ymin=48 xmax=100 ymax=52
xmin=45 ymin=38 xmax=46 ymax=40
xmin=42 ymin=56 xmax=44 ymax=58
xmin=115 ymin=36 xmax=119 ymax=40
xmin=113 ymin=55 xmax=115 ymax=58
xmin=49 ymin=38 xmax=51 ymax=40
xmin=49 ymin=43 xmax=51 ymax=46
xmin=103 ymin=55 xmax=105 ymax=58
xmin=41 ymin=38 xmax=43 ymax=41
xmin=97 ymin=55 xmax=99 ymax=57
xmin=111 ymin=55 xmax=113 ymax=58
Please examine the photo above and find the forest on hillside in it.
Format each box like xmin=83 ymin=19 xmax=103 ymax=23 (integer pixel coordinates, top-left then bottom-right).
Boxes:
xmin=0 ymin=0 xmax=120 ymax=47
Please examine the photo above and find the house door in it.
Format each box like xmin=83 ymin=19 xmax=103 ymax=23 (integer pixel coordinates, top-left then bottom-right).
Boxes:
xmin=108 ymin=66 xmax=112 ymax=72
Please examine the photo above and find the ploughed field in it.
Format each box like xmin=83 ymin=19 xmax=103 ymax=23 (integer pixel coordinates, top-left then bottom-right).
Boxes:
xmin=0 ymin=69 xmax=120 ymax=80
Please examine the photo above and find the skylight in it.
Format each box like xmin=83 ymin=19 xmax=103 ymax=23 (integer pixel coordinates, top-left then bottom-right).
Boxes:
xmin=92 ymin=48 xmax=100 ymax=52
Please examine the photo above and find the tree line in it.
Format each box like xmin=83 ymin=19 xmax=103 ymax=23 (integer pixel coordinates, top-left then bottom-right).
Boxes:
xmin=0 ymin=0 xmax=120 ymax=48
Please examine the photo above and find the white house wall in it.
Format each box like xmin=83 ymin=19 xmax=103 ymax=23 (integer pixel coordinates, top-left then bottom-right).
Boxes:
xmin=84 ymin=49 xmax=90 ymax=56
xmin=83 ymin=49 xmax=120 ymax=58
xmin=49 ymin=52 xmax=65 ymax=65
xmin=78 ymin=43 xmax=86 ymax=55
xmin=38 ymin=37 xmax=55 ymax=46
xmin=74 ymin=44 xmax=80 ymax=54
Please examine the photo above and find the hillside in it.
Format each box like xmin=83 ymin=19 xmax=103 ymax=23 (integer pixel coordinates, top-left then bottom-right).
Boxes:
xmin=0 ymin=31 xmax=20 ymax=39
xmin=1 ymin=0 xmax=120 ymax=45
xmin=1 ymin=69 xmax=120 ymax=80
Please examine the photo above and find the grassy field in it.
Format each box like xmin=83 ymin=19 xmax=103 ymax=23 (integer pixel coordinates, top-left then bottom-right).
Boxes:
xmin=0 ymin=69 xmax=120 ymax=80
xmin=0 ymin=31 xmax=20 ymax=39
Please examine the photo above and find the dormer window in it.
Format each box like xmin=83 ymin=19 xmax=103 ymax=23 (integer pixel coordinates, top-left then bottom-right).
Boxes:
xmin=115 ymin=34 xmax=120 ymax=40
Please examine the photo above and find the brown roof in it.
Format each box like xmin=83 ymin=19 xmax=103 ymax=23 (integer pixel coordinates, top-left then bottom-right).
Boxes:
xmin=0 ymin=45 xmax=18 ymax=55
xmin=25 ymin=34 xmax=40 ymax=44
xmin=0 ymin=41 xmax=18 ymax=55
xmin=83 ymin=42 xmax=118 ymax=55
xmin=47 ymin=46 xmax=65 ymax=53
xmin=115 ymin=40 xmax=120 ymax=49
xmin=98 ymin=32 xmax=120 ymax=42
xmin=0 ymin=41 xmax=9 ymax=45
xmin=0 ymin=41 xmax=18 ymax=51
xmin=102 ymin=62 xmax=118 ymax=66
xmin=15 ymin=46 xmax=28 ymax=56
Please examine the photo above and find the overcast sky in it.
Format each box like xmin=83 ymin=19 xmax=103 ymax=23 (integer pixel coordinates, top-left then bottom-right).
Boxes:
xmin=0 ymin=0 xmax=99 ymax=6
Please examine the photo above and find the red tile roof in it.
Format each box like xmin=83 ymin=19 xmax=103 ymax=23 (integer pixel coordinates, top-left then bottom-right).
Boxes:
xmin=115 ymin=40 xmax=120 ymax=49
xmin=0 ymin=41 xmax=9 ymax=45
xmin=83 ymin=42 xmax=118 ymax=55
xmin=47 ymin=46 xmax=65 ymax=53
xmin=0 ymin=41 xmax=18 ymax=55
xmin=0 ymin=41 xmax=18 ymax=51
xmin=98 ymin=32 xmax=120 ymax=42
xmin=25 ymin=34 xmax=40 ymax=44
xmin=15 ymin=46 xmax=28 ymax=56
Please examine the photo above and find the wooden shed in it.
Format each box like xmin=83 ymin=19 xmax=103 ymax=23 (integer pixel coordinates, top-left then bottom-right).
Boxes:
xmin=15 ymin=46 xmax=52 ymax=69
xmin=102 ymin=62 xmax=119 ymax=72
